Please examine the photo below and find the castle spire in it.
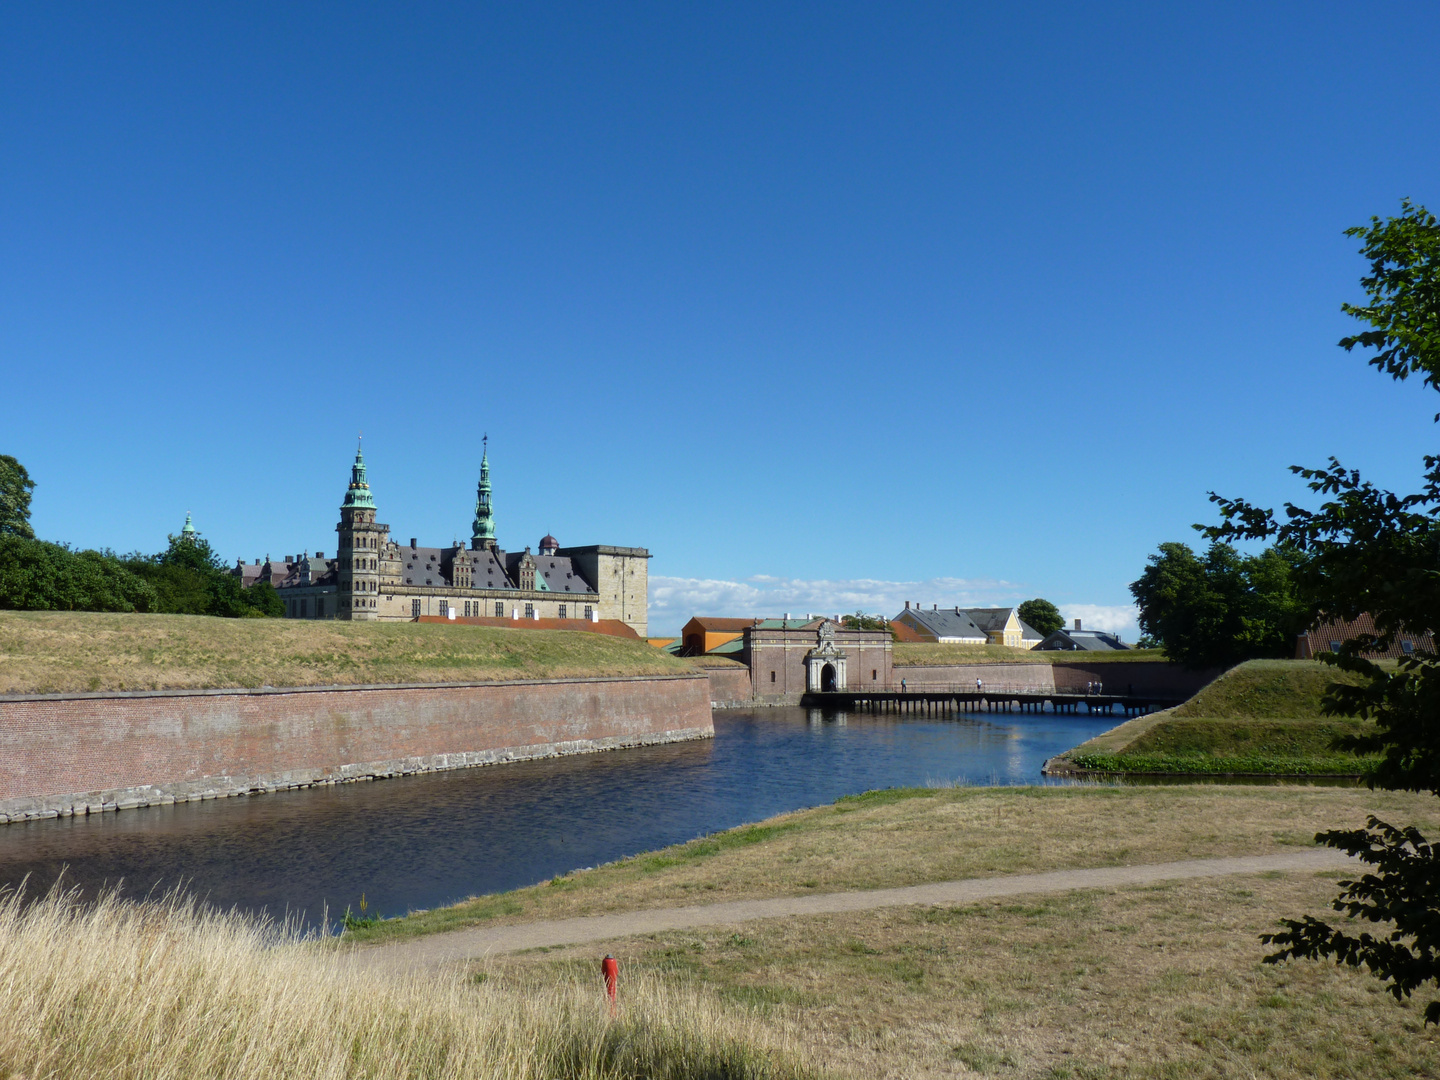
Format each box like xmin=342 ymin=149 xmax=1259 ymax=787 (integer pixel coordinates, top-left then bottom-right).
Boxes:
xmin=342 ymin=437 xmax=376 ymax=510
xmin=471 ymin=434 xmax=496 ymax=549
xmin=180 ymin=511 xmax=197 ymax=541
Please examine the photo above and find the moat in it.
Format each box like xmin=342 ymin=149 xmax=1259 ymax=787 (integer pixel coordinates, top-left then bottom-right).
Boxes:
xmin=0 ymin=706 xmax=1117 ymax=927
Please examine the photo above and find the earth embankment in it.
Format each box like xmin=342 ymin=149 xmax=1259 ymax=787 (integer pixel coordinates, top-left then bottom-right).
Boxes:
xmin=0 ymin=610 xmax=690 ymax=695
xmin=1048 ymin=658 xmax=1378 ymax=776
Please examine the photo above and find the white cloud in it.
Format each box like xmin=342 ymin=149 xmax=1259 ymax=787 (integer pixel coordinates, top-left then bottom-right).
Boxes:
xmin=648 ymin=575 xmax=1142 ymax=643
xmin=650 ymin=574 xmax=1018 ymax=634
xmin=1060 ymin=604 xmax=1139 ymax=638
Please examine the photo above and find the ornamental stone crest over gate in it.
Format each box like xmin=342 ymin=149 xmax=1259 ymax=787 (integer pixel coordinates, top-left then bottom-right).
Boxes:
xmin=804 ymin=620 xmax=848 ymax=692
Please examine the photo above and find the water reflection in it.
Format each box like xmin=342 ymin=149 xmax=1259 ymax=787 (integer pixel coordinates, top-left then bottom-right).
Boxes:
xmin=0 ymin=706 xmax=1118 ymax=927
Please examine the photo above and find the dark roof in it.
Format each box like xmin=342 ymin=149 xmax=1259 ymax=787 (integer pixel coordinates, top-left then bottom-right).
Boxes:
xmin=965 ymin=608 xmax=1016 ymax=634
xmin=535 ymin=555 xmax=594 ymax=595
xmin=1036 ymin=629 xmax=1129 ymax=652
xmin=897 ymin=608 xmax=988 ymax=640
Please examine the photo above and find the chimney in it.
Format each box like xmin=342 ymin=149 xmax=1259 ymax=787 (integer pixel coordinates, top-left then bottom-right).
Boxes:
xmin=933 ymin=604 xmax=937 ymax=611
xmin=315 ymin=551 xmax=323 ymax=558
xmin=410 ymin=538 xmax=417 ymax=548
xmin=1074 ymin=618 xmax=1082 ymax=631
xmin=784 ymin=612 xmax=790 ymax=621
xmin=905 ymin=601 xmax=910 ymax=609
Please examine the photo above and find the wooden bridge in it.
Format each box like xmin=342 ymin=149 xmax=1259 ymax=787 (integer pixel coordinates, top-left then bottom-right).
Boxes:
xmin=802 ymin=682 xmax=1182 ymax=717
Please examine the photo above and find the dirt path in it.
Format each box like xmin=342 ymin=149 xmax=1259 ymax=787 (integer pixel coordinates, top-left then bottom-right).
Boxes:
xmin=353 ymin=849 xmax=1351 ymax=973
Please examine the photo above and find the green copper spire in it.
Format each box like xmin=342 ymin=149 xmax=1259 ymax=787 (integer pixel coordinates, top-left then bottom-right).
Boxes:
xmin=181 ymin=512 xmax=197 ymax=539
xmin=471 ymin=435 xmax=496 ymax=546
xmin=342 ymin=438 xmax=377 ymax=510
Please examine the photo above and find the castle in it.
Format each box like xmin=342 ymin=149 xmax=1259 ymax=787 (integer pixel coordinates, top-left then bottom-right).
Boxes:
xmin=237 ymin=441 xmax=650 ymax=634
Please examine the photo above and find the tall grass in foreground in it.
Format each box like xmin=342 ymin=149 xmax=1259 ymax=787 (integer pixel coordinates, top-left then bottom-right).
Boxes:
xmin=0 ymin=886 xmax=818 ymax=1080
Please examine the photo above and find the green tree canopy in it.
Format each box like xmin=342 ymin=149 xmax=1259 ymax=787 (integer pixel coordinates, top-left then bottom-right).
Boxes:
xmin=0 ymin=536 xmax=157 ymax=612
xmin=123 ymin=530 xmax=282 ymax=618
xmin=841 ymin=611 xmax=888 ymax=631
xmin=1016 ymin=598 xmax=1063 ymax=637
xmin=1206 ymin=201 xmax=1440 ymax=1023
xmin=1128 ymin=541 xmax=1309 ymax=668
xmin=0 ymin=517 xmax=282 ymax=619
xmin=0 ymin=455 xmax=36 ymax=540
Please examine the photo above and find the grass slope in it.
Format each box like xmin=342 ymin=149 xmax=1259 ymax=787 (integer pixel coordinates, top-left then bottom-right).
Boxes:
xmin=342 ymin=785 xmax=1440 ymax=1077
xmin=0 ymin=610 xmax=691 ymax=694
xmin=490 ymin=872 xmax=1436 ymax=1080
xmin=892 ymin=643 xmax=1168 ymax=666
xmin=0 ymin=888 xmax=817 ymax=1080
xmin=344 ymin=783 xmax=1438 ymax=944
xmin=1063 ymin=659 xmax=1378 ymax=775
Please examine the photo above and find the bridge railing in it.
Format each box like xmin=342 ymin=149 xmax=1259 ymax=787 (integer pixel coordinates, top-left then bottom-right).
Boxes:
xmin=828 ymin=682 xmax=1131 ymax=697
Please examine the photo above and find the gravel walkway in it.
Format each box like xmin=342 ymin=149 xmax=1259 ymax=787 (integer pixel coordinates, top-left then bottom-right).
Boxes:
xmin=354 ymin=849 xmax=1351 ymax=973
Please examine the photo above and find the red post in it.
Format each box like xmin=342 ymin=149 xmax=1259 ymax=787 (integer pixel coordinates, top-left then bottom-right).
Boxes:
xmin=601 ymin=954 xmax=619 ymax=1013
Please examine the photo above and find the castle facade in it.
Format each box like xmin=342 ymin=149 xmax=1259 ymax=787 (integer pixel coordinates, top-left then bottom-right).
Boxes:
xmin=238 ymin=443 xmax=649 ymax=635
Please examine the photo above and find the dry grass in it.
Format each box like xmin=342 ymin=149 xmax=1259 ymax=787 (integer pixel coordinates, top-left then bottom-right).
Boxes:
xmin=0 ymin=884 xmax=821 ymax=1080
xmin=483 ymin=871 xmax=1439 ymax=1079
xmin=0 ymin=610 xmax=691 ymax=694
xmin=348 ymin=784 xmax=1440 ymax=943
xmin=892 ymin=644 xmax=1168 ymax=667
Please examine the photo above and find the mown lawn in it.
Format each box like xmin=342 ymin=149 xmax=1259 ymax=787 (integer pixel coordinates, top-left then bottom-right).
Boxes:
xmin=1061 ymin=660 xmax=1379 ymax=776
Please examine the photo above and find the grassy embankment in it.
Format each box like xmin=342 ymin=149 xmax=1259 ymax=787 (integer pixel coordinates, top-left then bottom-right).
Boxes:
xmin=345 ymin=784 xmax=1435 ymax=943
xmin=343 ymin=784 xmax=1440 ymax=1079
xmin=892 ymin=643 xmax=1168 ymax=665
xmin=1056 ymin=659 xmax=1378 ymax=776
xmin=0 ymin=610 xmax=691 ymax=695
xmin=0 ymin=887 xmax=818 ymax=1080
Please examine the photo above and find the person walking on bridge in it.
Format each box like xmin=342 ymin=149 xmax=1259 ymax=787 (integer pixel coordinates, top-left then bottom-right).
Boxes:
xmin=976 ymin=677 xmax=982 ymax=693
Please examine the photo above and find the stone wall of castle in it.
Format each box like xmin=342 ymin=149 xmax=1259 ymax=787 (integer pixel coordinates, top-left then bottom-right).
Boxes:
xmin=0 ymin=674 xmax=712 ymax=823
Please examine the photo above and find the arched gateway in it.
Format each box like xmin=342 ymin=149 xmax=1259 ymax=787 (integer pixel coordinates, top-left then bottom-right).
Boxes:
xmin=805 ymin=621 xmax=848 ymax=692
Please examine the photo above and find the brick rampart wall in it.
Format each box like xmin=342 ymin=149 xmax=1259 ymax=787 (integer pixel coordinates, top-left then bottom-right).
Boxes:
xmin=0 ymin=674 xmax=712 ymax=823
xmin=702 ymin=666 xmax=753 ymax=707
xmin=889 ymin=662 xmax=1220 ymax=697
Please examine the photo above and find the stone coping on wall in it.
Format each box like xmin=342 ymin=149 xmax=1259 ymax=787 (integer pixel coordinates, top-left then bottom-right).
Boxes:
xmin=0 ymin=726 xmax=712 ymax=825
xmin=0 ymin=671 xmax=705 ymax=705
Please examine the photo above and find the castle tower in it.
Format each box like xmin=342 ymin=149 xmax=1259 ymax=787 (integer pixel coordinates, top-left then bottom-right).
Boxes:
xmin=336 ymin=440 xmax=388 ymax=621
xmin=471 ymin=436 xmax=497 ymax=551
xmin=180 ymin=512 xmax=197 ymax=541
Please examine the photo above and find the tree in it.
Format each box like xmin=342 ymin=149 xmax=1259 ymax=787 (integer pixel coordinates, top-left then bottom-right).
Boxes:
xmin=1206 ymin=200 xmax=1440 ymax=1023
xmin=841 ymin=611 xmax=888 ymax=631
xmin=0 ymin=536 xmax=157 ymax=612
xmin=1017 ymin=598 xmax=1064 ymax=637
xmin=0 ymin=455 xmax=35 ymax=539
xmin=124 ymin=530 xmax=283 ymax=618
xmin=1128 ymin=541 xmax=1309 ymax=668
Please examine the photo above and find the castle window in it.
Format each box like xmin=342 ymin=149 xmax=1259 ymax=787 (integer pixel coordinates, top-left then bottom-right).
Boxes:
xmin=1404 ymin=640 xmax=1415 ymax=654
xmin=872 ymin=670 xmax=877 ymax=680
xmin=412 ymin=599 xmax=421 ymax=618
xmin=524 ymin=603 xmax=534 ymax=618
xmin=495 ymin=602 xmax=504 ymax=618
xmin=439 ymin=600 xmax=448 ymax=617
xmin=584 ymin=605 xmax=593 ymax=620
xmin=770 ymin=671 xmax=776 ymax=683
xmin=558 ymin=604 xmax=567 ymax=619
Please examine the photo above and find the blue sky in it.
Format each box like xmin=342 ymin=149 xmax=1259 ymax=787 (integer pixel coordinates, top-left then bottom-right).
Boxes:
xmin=3 ymin=3 xmax=1438 ymax=636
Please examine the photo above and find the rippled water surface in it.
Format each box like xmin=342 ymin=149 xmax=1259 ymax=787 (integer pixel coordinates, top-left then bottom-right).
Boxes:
xmin=0 ymin=706 xmax=1120 ymax=925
